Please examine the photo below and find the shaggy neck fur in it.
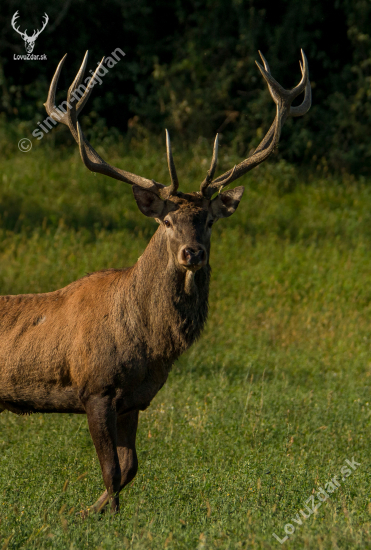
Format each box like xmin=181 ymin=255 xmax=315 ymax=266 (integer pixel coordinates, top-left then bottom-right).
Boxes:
xmin=124 ymin=224 xmax=211 ymax=364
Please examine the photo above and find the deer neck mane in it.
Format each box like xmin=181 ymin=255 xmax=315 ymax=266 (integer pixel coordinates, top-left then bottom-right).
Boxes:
xmin=127 ymin=225 xmax=210 ymax=355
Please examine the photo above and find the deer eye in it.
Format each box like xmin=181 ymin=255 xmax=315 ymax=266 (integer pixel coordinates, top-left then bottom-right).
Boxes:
xmin=164 ymin=219 xmax=171 ymax=228
xmin=208 ymin=220 xmax=214 ymax=228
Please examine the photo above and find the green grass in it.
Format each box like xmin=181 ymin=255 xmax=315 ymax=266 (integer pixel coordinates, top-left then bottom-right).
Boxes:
xmin=0 ymin=139 xmax=371 ymax=549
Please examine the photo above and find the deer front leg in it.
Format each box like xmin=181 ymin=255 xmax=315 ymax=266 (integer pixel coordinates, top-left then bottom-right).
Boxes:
xmin=85 ymin=395 xmax=121 ymax=513
xmin=91 ymin=409 xmax=139 ymax=513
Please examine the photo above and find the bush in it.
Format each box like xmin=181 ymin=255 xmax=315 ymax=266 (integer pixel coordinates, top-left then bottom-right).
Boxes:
xmin=2 ymin=0 xmax=371 ymax=173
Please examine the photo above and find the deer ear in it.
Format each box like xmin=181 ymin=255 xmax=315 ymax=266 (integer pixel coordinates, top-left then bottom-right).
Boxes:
xmin=132 ymin=185 xmax=166 ymax=219
xmin=210 ymin=186 xmax=245 ymax=219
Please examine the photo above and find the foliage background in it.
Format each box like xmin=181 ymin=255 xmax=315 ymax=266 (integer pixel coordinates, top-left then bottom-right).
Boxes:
xmin=1 ymin=0 xmax=371 ymax=173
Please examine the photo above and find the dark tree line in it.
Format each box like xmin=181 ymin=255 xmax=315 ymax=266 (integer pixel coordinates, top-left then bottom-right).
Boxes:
xmin=1 ymin=0 xmax=371 ymax=173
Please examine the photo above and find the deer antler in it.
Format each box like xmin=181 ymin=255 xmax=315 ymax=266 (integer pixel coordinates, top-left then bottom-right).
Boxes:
xmin=200 ymin=50 xmax=311 ymax=198
xmin=31 ymin=13 xmax=49 ymax=40
xmin=45 ymin=52 xmax=179 ymax=198
xmin=11 ymin=11 xmax=26 ymax=39
xmin=11 ymin=11 xmax=48 ymax=41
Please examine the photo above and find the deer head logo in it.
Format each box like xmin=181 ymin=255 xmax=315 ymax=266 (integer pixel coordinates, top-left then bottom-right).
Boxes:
xmin=11 ymin=11 xmax=49 ymax=54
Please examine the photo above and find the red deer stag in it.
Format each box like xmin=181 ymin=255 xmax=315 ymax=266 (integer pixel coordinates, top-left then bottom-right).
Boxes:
xmin=0 ymin=51 xmax=311 ymax=514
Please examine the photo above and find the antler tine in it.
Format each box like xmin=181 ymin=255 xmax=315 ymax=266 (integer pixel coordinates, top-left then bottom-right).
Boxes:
xmin=164 ymin=129 xmax=179 ymax=197
xmin=212 ymin=164 xmax=237 ymax=192
xmin=75 ymin=57 xmax=105 ymax=115
xmin=67 ymin=51 xmax=89 ymax=107
xmin=290 ymin=50 xmax=311 ymax=117
xmin=290 ymin=49 xmax=309 ymax=100
xmin=65 ymin=51 xmax=92 ymax=141
xmin=44 ymin=53 xmax=68 ymax=122
xmin=202 ymin=50 xmax=311 ymax=198
xmin=258 ymin=50 xmax=271 ymax=74
xmin=41 ymin=13 xmax=49 ymax=29
xmin=200 ymin=134 xmax=219 ymax=195
xmin=45 ymin=52 xmax=167 ymax=196
xmin=257 ymin=51 xmax=282 ymax=107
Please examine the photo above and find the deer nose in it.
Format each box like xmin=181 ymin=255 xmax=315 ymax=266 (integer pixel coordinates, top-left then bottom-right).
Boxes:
xmin=179 ymin=245 xmax=207 ymax=270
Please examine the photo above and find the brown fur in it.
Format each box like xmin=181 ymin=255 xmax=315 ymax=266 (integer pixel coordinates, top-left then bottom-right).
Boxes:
xmin=0 ymin=188 xmax=244 ymax=513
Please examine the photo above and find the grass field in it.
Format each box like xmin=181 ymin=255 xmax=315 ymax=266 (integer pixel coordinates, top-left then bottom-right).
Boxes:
xmin=0 ymin=138 xmax=371 ymax=549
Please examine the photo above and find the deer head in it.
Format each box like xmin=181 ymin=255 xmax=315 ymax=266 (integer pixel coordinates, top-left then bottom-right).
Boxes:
xmin=44 ymin=51 xmax=311 ymax=274
xmin=130 ymin=178 xmax=244 ymax=274
xmin=11 ymin=11 xmax=48 ymax=53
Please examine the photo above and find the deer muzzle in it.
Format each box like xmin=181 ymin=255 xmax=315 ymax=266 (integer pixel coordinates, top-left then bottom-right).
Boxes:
xmin=178 ymin=245 xmax=207 ymax=271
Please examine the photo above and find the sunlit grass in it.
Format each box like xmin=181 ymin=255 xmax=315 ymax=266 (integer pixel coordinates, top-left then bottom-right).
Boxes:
xmin=0 ymin=142 xmax=370 ymax=549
